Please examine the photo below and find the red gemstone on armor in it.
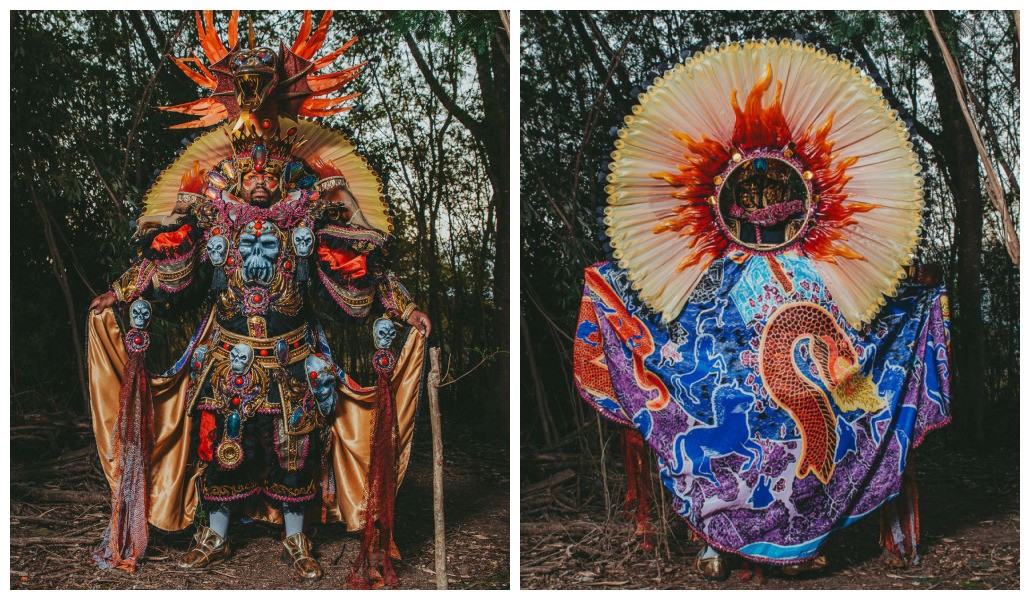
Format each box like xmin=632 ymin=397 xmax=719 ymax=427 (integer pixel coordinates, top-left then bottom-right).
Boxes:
xmin=213 ymin=227 xmax=221 ymax=235
xmin=134 ymin=336 xmax=143 ymax=345
xmin=262 ymin=119 xmax=271 ymax=129
xmin=253 ymin=294 xmax=262 ymax=303
xmin=194 ymin=361 xmax=201 ymax=369
xmin=261 ymin=349 xmax=269 ymax=356
xmin=235 ymin=376 xmax=244 ymax=386
xmin=232 ymin=396 xmax=241 ymax=406
xmin=287 ymin=127 xmax=297 ymax=136
xmin=309 ymin=372 xmax=318 ymax=380
xmin=293 ymin=341 xmax=300 ymax=348
xmin=227 ymin=256 xmax=235 ymax=265
xmin=224 ymin=342 xmax=231 ymax=350
xmin=285 ymin=261 xmax=292 ymax=270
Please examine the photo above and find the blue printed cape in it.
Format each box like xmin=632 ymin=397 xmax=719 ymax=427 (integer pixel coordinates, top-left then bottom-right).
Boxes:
xmin=574 ymin=252 xmax=951 ymax=563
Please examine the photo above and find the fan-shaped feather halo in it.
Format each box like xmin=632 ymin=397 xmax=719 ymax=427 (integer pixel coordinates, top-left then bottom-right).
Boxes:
xmin=139 ymin=118 xmax=392 ymax=235
xmin=291 ymin=119 xmax=391 ymax=234
xmin=605 ymin=38 xmax=924 ymax=328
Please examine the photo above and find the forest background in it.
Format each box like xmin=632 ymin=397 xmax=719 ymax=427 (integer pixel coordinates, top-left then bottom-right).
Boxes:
xmin=521 ymin=8 xmax=1018 ymax=464
xmin=10 ymin=10 xmax=510 ymax=438
xmin=520 ymin=10 xmax=1019 ymax=588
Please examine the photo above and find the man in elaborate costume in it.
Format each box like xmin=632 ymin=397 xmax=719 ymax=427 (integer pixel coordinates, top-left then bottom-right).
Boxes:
xmin=574 ymin=39 xmax=951 ymax=580
xmin=87 ymin=12 xmax=431 ymax=588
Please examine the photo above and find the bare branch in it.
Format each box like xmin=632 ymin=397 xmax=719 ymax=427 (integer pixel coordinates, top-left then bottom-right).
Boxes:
xmin=924 ymin=10 xmax=1019 ymax=265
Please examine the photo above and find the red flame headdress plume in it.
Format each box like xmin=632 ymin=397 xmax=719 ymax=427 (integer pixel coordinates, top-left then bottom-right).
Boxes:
xmin=605 ymin=40 xmax=924 ymax=327
xmin=161 ymin=11 xmax=365 ymax=130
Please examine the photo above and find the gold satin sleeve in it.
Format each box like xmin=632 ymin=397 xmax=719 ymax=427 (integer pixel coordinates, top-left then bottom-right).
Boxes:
xmin=88 ymin=308 xmax=426 ymax=533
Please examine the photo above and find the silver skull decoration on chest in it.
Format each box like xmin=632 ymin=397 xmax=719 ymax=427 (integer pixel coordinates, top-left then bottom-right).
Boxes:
xmin=238 ymin=220 xmax=281 ymax=284
xmin=229 ymin=342 xmax=255 ymax=375
xmin=373 ymin=318 xmax=397 ymax=349
xmin=129 ymin=299 xmax=152 ymax=329
xmin=207 ymin=234 xmax=228 ymax=266
xmin=292 ymin=226 xmax=314 ymax=257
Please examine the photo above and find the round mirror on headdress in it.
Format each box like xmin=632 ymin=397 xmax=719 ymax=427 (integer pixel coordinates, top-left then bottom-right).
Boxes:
xmin=604 ymin=39 xmax=924 ymax=327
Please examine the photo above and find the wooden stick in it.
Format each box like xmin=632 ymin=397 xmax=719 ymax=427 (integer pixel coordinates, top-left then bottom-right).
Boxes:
xmin=428 ymin=347 xmax=447 ymax=590
xmin=924 ymin=9 xmax=1019 ymax=265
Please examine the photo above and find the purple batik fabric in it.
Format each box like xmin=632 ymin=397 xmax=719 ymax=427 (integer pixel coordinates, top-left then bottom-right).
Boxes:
xmin=573 ymin=256 xmax=952 ymax=563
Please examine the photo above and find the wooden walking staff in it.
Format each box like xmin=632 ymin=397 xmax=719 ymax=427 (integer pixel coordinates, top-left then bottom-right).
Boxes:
xmin=428 ymin=347 xmax=447 ymax=589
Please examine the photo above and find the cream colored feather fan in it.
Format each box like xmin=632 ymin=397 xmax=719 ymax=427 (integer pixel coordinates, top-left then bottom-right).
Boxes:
xmin=604 ymin=39 xmax=924 ymax=328
xmin=140 ymin=118 xmax=391 ymax=234
xmin=291 ymin=119 xmax=391 ymax=234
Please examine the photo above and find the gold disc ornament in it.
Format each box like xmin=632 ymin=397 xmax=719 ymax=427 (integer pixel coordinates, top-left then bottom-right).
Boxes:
xmin=216 ymin=439 xmax=244 ymax=470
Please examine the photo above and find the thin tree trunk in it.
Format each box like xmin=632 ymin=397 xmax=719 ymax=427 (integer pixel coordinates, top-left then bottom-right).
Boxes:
xmin=30 ymin=184 xmax=89 ymax=412
xmin=925 ymin=9 xmax=1018 ymax=265
xmin=922 ymin=12 xmax=987 ymax=445
xmin=522 ymin=313 xmax=557 ymax=446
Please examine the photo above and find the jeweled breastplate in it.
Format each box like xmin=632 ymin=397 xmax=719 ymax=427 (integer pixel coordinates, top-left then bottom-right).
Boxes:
xmin=217 ymin=218 xmax=304 ymax=323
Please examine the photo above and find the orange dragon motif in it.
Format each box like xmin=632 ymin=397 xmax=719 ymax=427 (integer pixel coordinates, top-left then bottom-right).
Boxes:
xmin=759 ymin=302 xmax=885 ymax=484
xmin=583 ymin=269 xmax=671 ymax=411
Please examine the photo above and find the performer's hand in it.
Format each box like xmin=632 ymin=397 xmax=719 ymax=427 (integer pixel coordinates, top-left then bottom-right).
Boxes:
xmin=89 ymin=290 xmax=118 ymax=314
xmin=407 ymin=310 xmax=431 ymax=338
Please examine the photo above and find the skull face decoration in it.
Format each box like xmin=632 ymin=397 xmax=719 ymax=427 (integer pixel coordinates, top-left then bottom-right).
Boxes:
xmin=292 ymin=227 xmax=314 ymax=257
xmin=373 ymin=318 xmax=397 ymax=349
xmin=305 ymin=354 xmax=340 ymax=416
xmin=191 ymin=344 xmax=209 ymax=374
xmin=129 ymin=299 xmax=152 ymax=329
xmin=207 ymin=235 xmax=228 ymax=266
xmin=229 ymin=342 xmax=255 ymax=375
xmin=238 ymin=220 xmax=281 ymax=284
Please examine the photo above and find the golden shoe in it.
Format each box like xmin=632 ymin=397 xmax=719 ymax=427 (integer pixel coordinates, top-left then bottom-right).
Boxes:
xmin=282 ymin=532 xmax=323 ymax=580
xmin=695 ymin=550 xmax=729 ymax=581
xmin=782 ymin=555 xmax=828 ymax=576
xmin=179 ymin=525 xmax=231 ymax=570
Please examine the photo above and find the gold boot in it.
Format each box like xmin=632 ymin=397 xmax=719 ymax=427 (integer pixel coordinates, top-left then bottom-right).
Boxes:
xmin=782 ymin=555 xmax=828 ymax=576
xmin=179 ymin=525 xmax=231 ymax=570
xmin=695 ymin=549 xmax=729 ymax=581
xmin=282 ymin=532 xmax=324 ymax=580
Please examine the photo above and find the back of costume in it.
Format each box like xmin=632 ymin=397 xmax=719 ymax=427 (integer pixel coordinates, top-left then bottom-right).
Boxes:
xmin=574 ymin=39 xmax=951 ymax=574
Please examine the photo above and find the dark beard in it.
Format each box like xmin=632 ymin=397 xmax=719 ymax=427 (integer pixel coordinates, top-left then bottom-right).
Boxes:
xmin=247 ymin=186 xmax=277 ymax=207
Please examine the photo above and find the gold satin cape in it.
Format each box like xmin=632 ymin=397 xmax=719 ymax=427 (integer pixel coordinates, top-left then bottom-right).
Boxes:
xmin=88 ymin=309 xmax=425 ymax=532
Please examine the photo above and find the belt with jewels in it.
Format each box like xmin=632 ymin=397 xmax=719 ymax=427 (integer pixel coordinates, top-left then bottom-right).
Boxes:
xmin=212 ymin=325 xmax=312 ymax=368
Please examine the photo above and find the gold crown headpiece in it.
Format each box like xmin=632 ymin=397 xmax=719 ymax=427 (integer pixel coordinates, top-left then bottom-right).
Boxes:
xmin=226 ymin=122 xmax=308 ymax=177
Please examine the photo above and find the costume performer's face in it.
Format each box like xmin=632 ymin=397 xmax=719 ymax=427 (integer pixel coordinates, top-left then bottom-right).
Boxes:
xmin=240 ymin=170 xmax=282 ymax=207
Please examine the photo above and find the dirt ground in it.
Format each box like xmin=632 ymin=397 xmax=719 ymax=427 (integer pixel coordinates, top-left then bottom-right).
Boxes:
xmin=10 ymin=414 xmax=509 ymax=590
xmin=520 ymin=433 xmax=1019 ymax=590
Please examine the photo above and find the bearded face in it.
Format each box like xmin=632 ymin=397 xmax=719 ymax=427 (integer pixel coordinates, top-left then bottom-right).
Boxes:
xmin=240 ymin=170 xmax=282 ymax=207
